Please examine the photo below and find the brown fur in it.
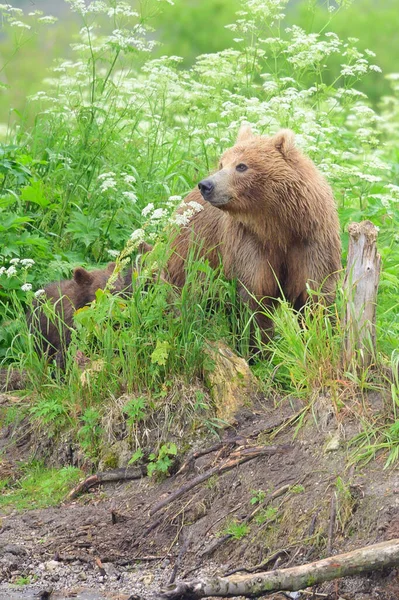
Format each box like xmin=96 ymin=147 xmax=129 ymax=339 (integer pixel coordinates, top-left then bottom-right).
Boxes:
xmin=27 ymin=263 xmax=128 ymax=368
xmin=166 ymin=127 xmax=342 ymax=339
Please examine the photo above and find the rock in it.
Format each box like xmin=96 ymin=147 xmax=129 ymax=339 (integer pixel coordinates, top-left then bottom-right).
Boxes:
xmin=141 ymin=572 xmax=154 ymax=585
xmin=204 ymin=341 xmax=257 ymax=424
xmin=44 ymin=560 xmax=59 ymax=572
xmin=102 ymin=562 xmax=118 ymax=577
xmin=0 ymin=544 xmax=27 ymax=557
xmin=324 ymin=432 xmax=341 ymax=452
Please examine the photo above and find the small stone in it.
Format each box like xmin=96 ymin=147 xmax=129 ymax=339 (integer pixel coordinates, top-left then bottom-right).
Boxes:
xmin=141 ymin=573 xmax=154 ymax=585
xmin=324 ymin=432 xmax=340 ymax=452
xmin=78 ymin=571 xmax=87 ymax=581
xmin=44 ymin=560 xmax=59 ymax=572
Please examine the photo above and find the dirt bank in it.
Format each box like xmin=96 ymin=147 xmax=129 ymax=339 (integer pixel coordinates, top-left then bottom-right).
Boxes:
xmin=1 ymin=391 xmax=399 ymax=599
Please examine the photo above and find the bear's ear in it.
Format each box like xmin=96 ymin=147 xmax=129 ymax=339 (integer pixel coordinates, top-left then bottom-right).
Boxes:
xmin=106 ymin=262 xmax=116 ymax=273
xmin=272 ymin=129 xmax=295 ymax=158
xmin=236 ymin=124 xmax=254 ymax=144
xmin=73 ymin=267 xmax=93 ymax=286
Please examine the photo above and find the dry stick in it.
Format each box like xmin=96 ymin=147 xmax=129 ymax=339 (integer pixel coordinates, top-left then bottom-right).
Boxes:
xmin=177 ymin=416 xmax=296 ymax=477
xmin=326 ymin=492 xmax=337 ymax=556
xmin=176 ymin=437 xmax=245 ymax=476
xmin=160 ymin=538 xmax=399 ymax=600
xmin=66 ymin=466 xmax=146 ymax=501
xmin=224 ymin=549 xmax=291 ymax=577
xmin=169 ymin=530 xmax=193 ymax=585
xmin=149 ymin=445 xmax=292 ymax=517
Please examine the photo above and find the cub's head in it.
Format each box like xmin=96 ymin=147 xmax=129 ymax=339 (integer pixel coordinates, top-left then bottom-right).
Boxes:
xmin=73 ymin=262 xmax=117 ymax=303
xmin=198 ymin=126 xmax=305 ymax=218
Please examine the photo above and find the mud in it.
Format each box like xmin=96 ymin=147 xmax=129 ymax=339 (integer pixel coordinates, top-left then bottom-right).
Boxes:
xmin=1 ymin=393 xmax=399 ymax=599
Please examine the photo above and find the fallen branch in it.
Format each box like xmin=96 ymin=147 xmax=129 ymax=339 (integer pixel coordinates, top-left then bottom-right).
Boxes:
xmin=169 ymin=529 xmax=192 ymax=584
xmin=66 ymin=466 xmax=146 ymax=501
xmin=326 ymin=493 xmax=337 ymax=556
xmin=160 ymin=538 xmax=399 ymax=599
xmin=224 ymin=549 xmax=291 ymax=577
xmin=176 ymin=437 xmax=245 ymax=476
xmin=149 ymin=445 xmax=292 ymax=516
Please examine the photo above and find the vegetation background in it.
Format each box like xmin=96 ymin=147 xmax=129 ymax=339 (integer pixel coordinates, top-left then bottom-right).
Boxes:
xmin=1 ymin=0 xmax=399 ymax=497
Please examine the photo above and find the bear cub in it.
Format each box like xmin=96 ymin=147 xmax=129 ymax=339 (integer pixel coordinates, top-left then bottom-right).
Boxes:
xmin=27 ymin=263 xmax=129 ymax=369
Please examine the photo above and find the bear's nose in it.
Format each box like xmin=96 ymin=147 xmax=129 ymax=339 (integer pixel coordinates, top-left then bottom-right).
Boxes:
xmin=198 ymin=179 xmax=214 ymax=199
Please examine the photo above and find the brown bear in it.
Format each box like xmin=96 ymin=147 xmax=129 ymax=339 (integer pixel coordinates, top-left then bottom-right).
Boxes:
xmin=27 ymin=262 xmax=128 ymax=369
xmin=166 ymin=126 xmax=342 ymax=340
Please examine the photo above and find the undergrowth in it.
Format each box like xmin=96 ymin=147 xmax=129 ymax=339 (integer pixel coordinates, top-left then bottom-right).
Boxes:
xmin=0 ymin=462 xmax=83 ymax=511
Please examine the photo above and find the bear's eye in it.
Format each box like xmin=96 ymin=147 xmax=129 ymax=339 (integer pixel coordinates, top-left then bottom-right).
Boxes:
xmin=236 ymin=163 xmax=248 ymax=172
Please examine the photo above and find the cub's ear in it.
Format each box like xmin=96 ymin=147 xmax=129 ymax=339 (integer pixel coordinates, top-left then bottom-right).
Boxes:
xmin=236 ymin=124 xmax=254 ymax=144
xmin=138 ymin=241 xmax=153 ymax=254
xmin=106 ymin=262 xmax=116 ymax=273
xmin=73 ymin=267 xmax=93 ymax=286
xmin=272 ymin=129 xmax=295 ymax=158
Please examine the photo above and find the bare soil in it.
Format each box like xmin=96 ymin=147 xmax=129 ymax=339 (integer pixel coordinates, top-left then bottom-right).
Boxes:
xmin=1 ymin=389 xmax=399 ymax=600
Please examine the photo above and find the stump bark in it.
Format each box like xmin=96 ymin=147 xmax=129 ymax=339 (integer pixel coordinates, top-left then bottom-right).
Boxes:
xmin=343 ymin=220 xmax=381 ymax=369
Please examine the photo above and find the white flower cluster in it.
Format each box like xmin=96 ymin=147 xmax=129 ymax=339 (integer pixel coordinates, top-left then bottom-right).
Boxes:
xmin=170 ymin=200 xmax=204 ymax=227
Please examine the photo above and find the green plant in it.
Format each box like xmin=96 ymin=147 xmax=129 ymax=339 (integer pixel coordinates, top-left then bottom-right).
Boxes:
xmin=123 ymin=397 xmax=147 ymax=427
xmin=255 ymin=505 xmax=279 ymax=525
xmin=0 ymin=462 xmax=82 ymax=511
xmin=147 ymin=442 xmax=177 ymax=477
xmin=78 ymin=408 xmax=103 ymax=458
xmin=0 ymin=0 xmax=398 ymax=467
xmin=14 ymin=576 xmax=32 ymax=586
xmin=250 ymin=489 xmax=267 ymax=505
xmin=222 ymin=519 xmax=250 ymax=540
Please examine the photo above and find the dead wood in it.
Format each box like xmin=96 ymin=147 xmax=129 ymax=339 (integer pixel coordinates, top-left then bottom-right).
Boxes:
xmin=66 ymin=466 xmax=146 ymax=501
xmin=160 ymin=538 xmax=399 ymax=599
xmin=116 ymin=556 xmax=165 ymax=565
xmin=169 ymin=529 xmax=192 ymax=584
xmin=149 ymin=444 xmax=292 ymax=516
xmin=326 ymin=493 xmax=337 ymax=556
xmin=224 ymin=549 xmax=291 ymax=577
xmin=176 ymin=437 xmax=245 ymax=476
xmin=95 ymin=556 xmax=106 ymax=577
xmin=343 ymin=220 xmax=381 ymax=369
xmin=176 ymin=416 xmax=293 ymax=477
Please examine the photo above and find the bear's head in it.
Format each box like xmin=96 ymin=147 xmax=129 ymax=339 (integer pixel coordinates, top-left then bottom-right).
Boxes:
xmin=197 ymin=126 xmax=313 ymax=226
xmin=73 ymin=262 xmax=118 ymax=305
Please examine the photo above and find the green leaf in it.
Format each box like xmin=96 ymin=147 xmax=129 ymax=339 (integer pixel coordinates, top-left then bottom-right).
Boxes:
xmin=151 ymin=340 xmax=171 ymax=366
xmin=20 ymin=180 xmax=49 ymax=208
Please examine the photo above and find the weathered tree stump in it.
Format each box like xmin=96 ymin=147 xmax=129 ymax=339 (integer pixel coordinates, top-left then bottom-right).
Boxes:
xmin=343 ymin=220 xmax=381 ymax=369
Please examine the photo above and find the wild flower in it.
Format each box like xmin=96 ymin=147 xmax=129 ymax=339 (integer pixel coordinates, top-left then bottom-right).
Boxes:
xmin=130 ymin=229 xmax=145 ymax=244
xmin=20 ymin=259 xmax=35 ymax=268
xmin=150 ymin=208 xmax=167 ymax=221
xmin=6 ymin=265 xmax=17 ymax=277
xmin=21 ymin=283 xmax=32 ymax=292
xmin=142 ymin=203 xmax=154 ymax=217
xmin=122 ymin=191 xmax=138 ymax=203
xmin=100 ymin=179 xmax=117 ymax=192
